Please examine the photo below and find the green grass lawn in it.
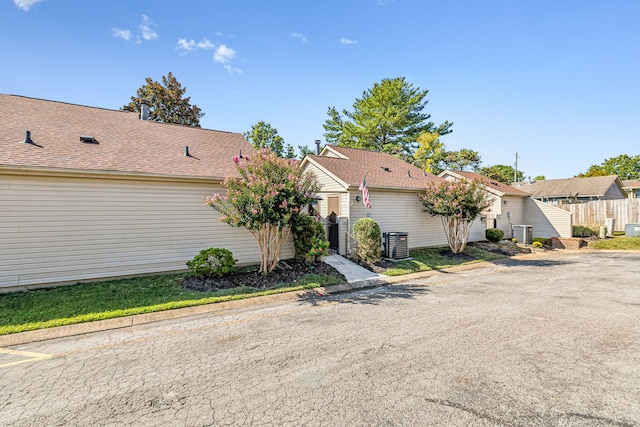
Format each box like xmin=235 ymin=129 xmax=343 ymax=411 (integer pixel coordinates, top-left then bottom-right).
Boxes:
xmin=588 ymin=235 xmax=640 ymax=250
xmin=0 ymin=245 xmax=517 ymax=336
xmin=0 ymin=273 xmax=343 ymax=336
xmin=384 ymin=245 xmax=505 ymax=276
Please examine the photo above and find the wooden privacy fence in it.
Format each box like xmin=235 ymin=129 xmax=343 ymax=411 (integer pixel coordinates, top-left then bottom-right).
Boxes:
xmin=557 ymin=199 xmax=640 ymax=231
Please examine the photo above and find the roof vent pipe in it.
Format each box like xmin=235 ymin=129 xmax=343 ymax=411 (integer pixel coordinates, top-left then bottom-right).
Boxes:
xmin=140 ymin=101 xmax=150 ymax=121
xmin=184 ymin=146 xmax=190 ymax=157
xmin=314 ymin=139 xmax=321 ymax=155
xmin=22 ymin=130 xmax=33 ymax=144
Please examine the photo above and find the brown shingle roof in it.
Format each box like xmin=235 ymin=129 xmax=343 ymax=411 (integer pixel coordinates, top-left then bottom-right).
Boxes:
xmin=443 ymin=170 xmax=530 ymax=196
xmin=0 ymin=94 xmax=253 ymax=179
xmin=517 ymin=175 xmax=622 ymax=198
xmin=307 ymin=146 xmax=441 ymax=190
xmin=622 ymin=179 xmax=640 ymax=189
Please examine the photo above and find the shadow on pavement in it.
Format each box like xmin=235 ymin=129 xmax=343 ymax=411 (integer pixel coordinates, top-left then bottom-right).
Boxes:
xmin=491 ymin=257 xmax=575 ymax=268
xmin=298 ymin=283 xmax=431 ymax=306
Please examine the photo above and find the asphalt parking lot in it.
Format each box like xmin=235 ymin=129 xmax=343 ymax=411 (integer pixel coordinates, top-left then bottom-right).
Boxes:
xmin=1 ymin=250 xmax=639 ymax=426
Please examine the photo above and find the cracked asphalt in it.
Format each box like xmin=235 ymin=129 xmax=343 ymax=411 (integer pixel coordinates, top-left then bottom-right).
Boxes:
xmin=1 ymin=251 xmax=639 ymax=426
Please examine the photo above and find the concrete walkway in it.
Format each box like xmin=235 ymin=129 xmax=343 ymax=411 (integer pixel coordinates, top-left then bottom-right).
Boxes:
xmin=322 ymin=254 xmax=384 ymax=284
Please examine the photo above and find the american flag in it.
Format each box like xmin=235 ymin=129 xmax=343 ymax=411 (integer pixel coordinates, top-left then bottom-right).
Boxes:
xmin=359 ymin=175 xmax=372 ymax=208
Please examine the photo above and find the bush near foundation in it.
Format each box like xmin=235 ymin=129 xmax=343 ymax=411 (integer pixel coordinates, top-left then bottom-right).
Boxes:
xmin=187 ymin=248 xmax=236 ymax=278
xmin=485 ymin=228 xmax=504 ymax=243
xmin=573 ymin=225 xmax=599 ymax=238
xmin=353 ymin=218 xmax=382 ymax=263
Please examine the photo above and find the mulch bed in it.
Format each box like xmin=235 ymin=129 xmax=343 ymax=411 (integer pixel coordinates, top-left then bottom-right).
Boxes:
xmin=358 ymin=258 xmax=397 ymax=274
xmin=357 ymin=241 xmax=530 ymax=274
xmin=182 ymin=241 xmax=531 ymax=292
xmin=182 ymin=260 xmax=346 ymax=293
xmin=468 ymin=241 xmax=532 ymax=256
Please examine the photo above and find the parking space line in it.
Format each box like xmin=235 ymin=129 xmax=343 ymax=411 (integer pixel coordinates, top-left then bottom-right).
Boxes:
xmin=0 ymin=348 xmax=53 ymax=368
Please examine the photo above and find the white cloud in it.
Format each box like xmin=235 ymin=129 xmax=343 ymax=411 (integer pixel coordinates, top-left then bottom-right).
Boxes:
xmin=340 ymin=37 xmax=358 ymax=45
xmin=210 ymin=44 xmax=240 ymax=74
xmin=112 ymin=28 xmax=132 ymax=41
xmin=177 ymin=38 xmax=215 ymax=54
xmin=214 ymin=44 xmax=236 ymax=63
xmin=177 ymin=38 xmax=196 ymax=52
xmin=197 ymin=39 xmax=214 ymax=50
xmin=290 ymin=32 xmax=307 ymax=43
xmin=114 ymin=15 xmax=158 ymax=44
xmin=13 ymin=0 xmax=44 ymax=11
xmin=224 ymin=64 xmax=243 ymax=75
xmin=139 ymin=15 xmax=158 ymax=41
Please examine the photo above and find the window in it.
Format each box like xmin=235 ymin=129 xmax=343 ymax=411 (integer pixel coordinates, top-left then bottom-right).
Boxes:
xmin=327 ymin=195 xmax=340 ymax=216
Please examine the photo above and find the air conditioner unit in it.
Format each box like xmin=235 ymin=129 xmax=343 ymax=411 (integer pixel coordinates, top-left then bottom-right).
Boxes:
xmin=383 ymin=232 xmax=409 ymax=259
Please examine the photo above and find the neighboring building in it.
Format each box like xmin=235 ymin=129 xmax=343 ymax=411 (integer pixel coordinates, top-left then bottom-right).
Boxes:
xmin=0 ymin=94 xmax=288 ymax=291
xmin=301 ymin=146 xmax=487 ymax=256
xmin=440 ymin=170 xmax=572 ymax=240
xmin=622 ymin=180 xmax=640 ymax=198
xmin=517 ymin=175 xmax=626 ymax=204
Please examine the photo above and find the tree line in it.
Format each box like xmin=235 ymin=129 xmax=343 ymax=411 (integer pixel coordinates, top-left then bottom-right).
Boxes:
xmin=127 ymin=73 xmax=639 ymax=183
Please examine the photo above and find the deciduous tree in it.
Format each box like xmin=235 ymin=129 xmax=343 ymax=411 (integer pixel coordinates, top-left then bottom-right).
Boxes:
xmin=204 ymin=149 xmax=320 ymax=274
xmin=244 ymin=121 xmax=295 ymax=158
xmin=478 ymin=164 xmax=524 ymax=184
xmin=413 ymin=132 xmax=481 ymax=174
xmin=419 ymin=179 xmax=492 ymax=254
xmin=124 ymin=72 xmax=204 ymax=127
xmin=577 ymin=154 xmax=640 ymax=180
xmin=413 ymin=132 xmax=446 ymax=173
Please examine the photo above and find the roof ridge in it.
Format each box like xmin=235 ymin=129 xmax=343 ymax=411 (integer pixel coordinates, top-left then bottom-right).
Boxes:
xmin=1 ymin=93 xmax=128 ymax=114
xmin=0 ymin=93 xmax=241 ymax=135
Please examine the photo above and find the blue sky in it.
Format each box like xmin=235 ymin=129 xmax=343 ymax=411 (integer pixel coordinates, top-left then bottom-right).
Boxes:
xmin=1 ymin=0 xmax=638 ymax=179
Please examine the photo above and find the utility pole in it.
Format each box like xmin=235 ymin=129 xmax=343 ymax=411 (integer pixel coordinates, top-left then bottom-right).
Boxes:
xmin=514 ymin=152 xmax=519 ymax=184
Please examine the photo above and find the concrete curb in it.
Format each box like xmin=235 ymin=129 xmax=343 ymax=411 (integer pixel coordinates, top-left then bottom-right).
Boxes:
xmin=0 ymin=250 xmax=568 ymax=347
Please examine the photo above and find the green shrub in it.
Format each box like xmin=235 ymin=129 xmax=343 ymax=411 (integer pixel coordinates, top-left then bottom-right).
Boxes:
xmin=353 ymin=218 xmax=382 ymax=263
xmin=187 ymin=248 xmax=236 ymax=278
xmin=573 ymin=225 xmax=599 ymax=238
xmin=532 ymin=237 xmax=551 ymax=246
xmin=291 ymin=214 xmax=327 ymax=262
xmin=532 ymin=241 xmax=543 ymax=248
xmin=485 ymin=228 xmax=504 ymax=243
xmin=309 ymin=236 xmax=330 ymax=260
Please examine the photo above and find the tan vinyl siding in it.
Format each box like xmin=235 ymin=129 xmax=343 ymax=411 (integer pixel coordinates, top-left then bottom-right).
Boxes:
xmin=348 ymin=189 xmax=485 ymax=249
xmin=495 ymin=196 xmax=525 ymax=237
xmin=467 ymin=219 xmax=487 ymax=243
xmin=0 ymin=173 xmax=293 ymax=290
xmin=487 ymin=196 xmax=503 ymax=217
xmin=350 ymin=190 xmax=431 ymax=247
xmin=305 ymin=163 xmax=345 ymax=192
xmin=522 ymin=198 xmax=572 ymax=238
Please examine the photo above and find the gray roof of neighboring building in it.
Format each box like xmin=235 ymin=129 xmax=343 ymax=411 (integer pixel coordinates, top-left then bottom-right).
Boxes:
xmin=517 ymin=175 xmax=624 ymax=198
